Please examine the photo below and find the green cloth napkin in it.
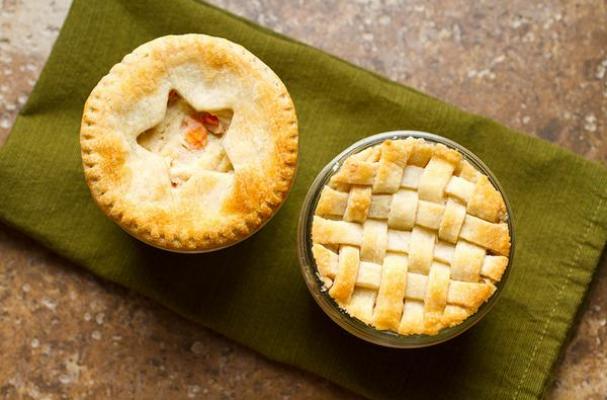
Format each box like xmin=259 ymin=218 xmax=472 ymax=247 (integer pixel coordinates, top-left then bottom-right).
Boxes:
xmin=1 ymin=0 xmax=606 ymax=398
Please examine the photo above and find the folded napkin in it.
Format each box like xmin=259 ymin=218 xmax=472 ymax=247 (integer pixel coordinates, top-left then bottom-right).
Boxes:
xmin=1 ymin=0 xmax=606 ymax=398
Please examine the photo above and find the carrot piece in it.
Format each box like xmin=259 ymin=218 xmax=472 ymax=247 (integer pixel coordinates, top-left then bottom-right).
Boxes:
xmin=185 ymin=126 xmax=208 ymax=150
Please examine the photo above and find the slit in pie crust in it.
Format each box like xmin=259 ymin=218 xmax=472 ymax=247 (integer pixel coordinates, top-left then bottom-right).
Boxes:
xmin=136 ymin=92 xmax=235 ymax=187
xmin=80 ymin=34 xmax=298 ymax=251
xmin=311 ymin=138 xmax=511 ymax=335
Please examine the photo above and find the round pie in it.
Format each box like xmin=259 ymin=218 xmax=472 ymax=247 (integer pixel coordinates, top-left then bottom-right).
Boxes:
xmin=80 ymin=34 xmax=298 ymax=251
xmin=311 ymin=138 xmax=511 ymax=335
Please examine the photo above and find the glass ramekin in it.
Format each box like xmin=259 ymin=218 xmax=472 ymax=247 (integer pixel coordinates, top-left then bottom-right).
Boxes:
xmin=297 ymin=131 xmax=515 ymax=348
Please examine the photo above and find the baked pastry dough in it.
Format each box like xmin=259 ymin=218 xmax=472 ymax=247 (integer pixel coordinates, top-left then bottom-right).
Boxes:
xmin=311 ymin=138 xmax=511 ymax=335
xmin=80 ymin=35 xmax=298 ymax=251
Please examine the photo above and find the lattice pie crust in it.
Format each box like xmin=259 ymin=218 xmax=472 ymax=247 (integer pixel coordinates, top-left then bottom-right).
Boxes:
xmin=311 ymin=138 xmax=511 ymax=335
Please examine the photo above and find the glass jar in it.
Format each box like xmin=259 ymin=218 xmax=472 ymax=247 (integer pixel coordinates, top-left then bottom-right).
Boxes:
xmin=297 ymin=131 xmax=515 ymax=348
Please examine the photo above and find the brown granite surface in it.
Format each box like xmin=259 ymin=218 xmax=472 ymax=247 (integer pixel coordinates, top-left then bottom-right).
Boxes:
xmin=0 ymin=0 xmax=606 ymax=398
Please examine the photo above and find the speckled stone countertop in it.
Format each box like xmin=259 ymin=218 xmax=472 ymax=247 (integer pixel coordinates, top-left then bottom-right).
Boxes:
xmin=1 ymin=0 xmax=605 ymax=399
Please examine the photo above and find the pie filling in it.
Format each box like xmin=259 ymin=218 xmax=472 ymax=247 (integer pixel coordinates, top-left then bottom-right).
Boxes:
xmin=310 ymin=138 xmax=511 ymax=336
xmin=137 ymin=90 xmax=234 ymax=188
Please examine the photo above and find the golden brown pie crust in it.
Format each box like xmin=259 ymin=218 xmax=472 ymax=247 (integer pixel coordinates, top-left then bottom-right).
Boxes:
xmin=311 ymin=138 xmax=511 ymax=335
xmin=80 ymin=34 xmax=298 ymax=251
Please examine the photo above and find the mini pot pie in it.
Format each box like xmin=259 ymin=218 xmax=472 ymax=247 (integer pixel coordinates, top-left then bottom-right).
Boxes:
xmin=80 ymin=34 xmax=298 ymax=251
xmin=311 ymin=138 xmax=511 ymax=336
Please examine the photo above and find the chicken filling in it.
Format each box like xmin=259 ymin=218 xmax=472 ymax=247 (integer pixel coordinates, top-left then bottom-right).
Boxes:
xmin=137 ymin=90 xmax=234 ymax=187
